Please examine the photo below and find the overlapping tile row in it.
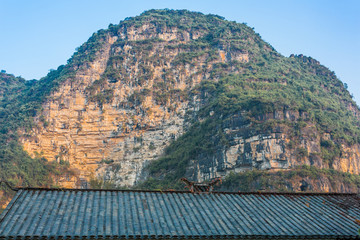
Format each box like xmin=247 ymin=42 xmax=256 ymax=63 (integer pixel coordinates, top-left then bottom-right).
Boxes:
xmin=0 ymin=189 xmax=359 ymax=239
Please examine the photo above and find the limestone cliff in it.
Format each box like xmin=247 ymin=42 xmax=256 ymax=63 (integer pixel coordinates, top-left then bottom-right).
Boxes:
xmin=186 ymin=110 xmax=360 ymax=183
xmin=20 ymin=13 xmax=250 ymax=187
xmin=15 ymin=9 xmax=360 ymax=192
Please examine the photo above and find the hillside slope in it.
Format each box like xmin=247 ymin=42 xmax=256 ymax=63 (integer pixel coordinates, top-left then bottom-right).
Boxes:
xmin=1 ymin=10 xmax=360 ymax=199
xmin=0 ymin=72 xmax=72 ymax=209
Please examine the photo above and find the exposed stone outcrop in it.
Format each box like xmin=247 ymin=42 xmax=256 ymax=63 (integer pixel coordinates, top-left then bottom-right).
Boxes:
xmin=186 ymin=110 xmax=360 ymax=182
xmin=20 ymin=23 xmax=243 ymax=187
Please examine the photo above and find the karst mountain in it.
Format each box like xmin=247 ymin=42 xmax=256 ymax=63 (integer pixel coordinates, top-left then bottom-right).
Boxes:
xmin=1 ymin=9 xmax=360 ymax=209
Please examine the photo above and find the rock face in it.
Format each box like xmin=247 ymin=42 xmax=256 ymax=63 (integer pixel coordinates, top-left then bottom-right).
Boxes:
xmin=18 ymin=10 xmax=360 ymax=190
xmin=21 ymin=17 xmax=249 ymax=187
xmin=187 ymin=111 xmax=360 ymax=182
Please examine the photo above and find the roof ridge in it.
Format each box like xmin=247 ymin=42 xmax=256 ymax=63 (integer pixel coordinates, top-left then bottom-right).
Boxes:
xmin=16 ymin=187 xmax=359 ymax=196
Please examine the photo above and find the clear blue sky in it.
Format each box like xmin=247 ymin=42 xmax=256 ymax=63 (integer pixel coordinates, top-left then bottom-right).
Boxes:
xmin=0 ymin=0 xmax=359 ymax=104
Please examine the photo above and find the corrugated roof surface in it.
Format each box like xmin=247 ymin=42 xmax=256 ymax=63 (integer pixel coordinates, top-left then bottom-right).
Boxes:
xmin=0 ymin=189 xmax=359 ymax=239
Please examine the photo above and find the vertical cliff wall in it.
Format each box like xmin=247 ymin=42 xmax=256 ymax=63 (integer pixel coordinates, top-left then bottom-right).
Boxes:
xmin=20 ymin=18 xmax=251 ymax=187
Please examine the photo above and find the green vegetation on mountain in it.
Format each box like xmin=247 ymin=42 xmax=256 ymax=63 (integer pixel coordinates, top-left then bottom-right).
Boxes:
xmin=0 ymin=19 xmax=113 ymax=207
xmin=131 ymin=10 xmax=360 ymax=189
xmin=220 ymin=165 xmax=360 ymax=192
xmin=0 ymin=20 xmax=113 ymax=204
xmin=0 ymin=71 xmax=75 ymax=210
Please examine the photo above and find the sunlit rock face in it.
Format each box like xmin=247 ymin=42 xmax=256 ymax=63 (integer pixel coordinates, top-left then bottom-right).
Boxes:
xmin=21 ymin=20 xmax=250 ymax=187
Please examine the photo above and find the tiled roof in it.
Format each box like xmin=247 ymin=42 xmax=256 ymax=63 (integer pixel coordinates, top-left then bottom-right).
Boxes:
xmin=0 ymin=188 xmax=359 ymax=239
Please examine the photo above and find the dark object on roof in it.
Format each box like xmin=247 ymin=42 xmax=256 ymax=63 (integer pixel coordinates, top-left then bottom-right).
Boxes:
xmin=180 ymin=177 xmax=222 ymax=193
xmin=0 ymin=188 xmax=360 ymax=239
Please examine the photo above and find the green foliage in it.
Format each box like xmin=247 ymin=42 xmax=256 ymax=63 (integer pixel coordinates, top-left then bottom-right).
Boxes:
xmin=128 ymin=89 xmax=151 ymax=106
xmin=0 ymin=141 xmax=57 ymax=186
xmin=149 ymin=142 xmax=156 ymax=150
xmin=0 ymin=36 xmax=85 ymax=204
xmin=88 ymin=89 xmax=114 ymax=106
xmin=0 ymin=10 xmax=114 ymax=206
xmin=0 ymin=141 xmax=72 ymax=208
xmin=219 ymin=165 xmax=360 ymax=192
xmin=59 ymin=159 xmax=70 ymax=167
xmin=69 ymin=29 xmax=108 ymax=66
xmin=172 ymin=51 xmax=206 ymax=66
xmin=320 ymin=139 xmax=341 ymax=166
xmin=89 ymin=177 xmax=117 ymax=189
xmin=296 ymin=147 xmax=309 ymax=158
xmin=88 ymin=176 xmax=129 ymax=190
xmin=100 ymin=159 xmax=114 ymax=164
xmin=133 ymin=146 xmax=141 ymax=153
xmin=85 ymin=77 xmax=115 ymax=107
